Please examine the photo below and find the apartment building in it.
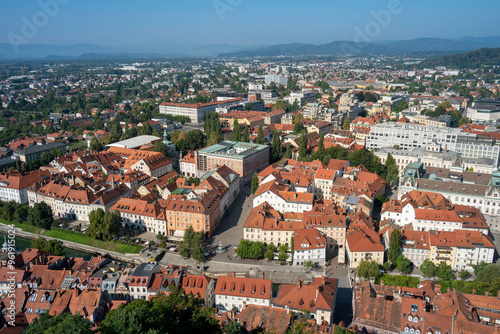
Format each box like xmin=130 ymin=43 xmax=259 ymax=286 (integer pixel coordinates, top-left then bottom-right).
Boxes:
xmin=375 ymin=145 xmax=497 ymax=176
xmin=345 ymin=227 xmax=385 ymax=268
xmin=0 ymin=170 xmax=51 ymax=204
xmin=293 ymin=228 xmax=327 ymax=267
xmin=194 ymin=141 xmax=269 ymax=183
xmin=159 ymin=98 xmax=242 ymax=123
xmin=214 ymin=274 xmax=272 ymax=312
xmin=399 ymin=162 xmax=500 ymax=232
xmin=381 ymin=190 xmax=490 ymax=234
xmin=29 ymin=180 xmax=130 ymax=221
xmin=253 ymin=181 xmax=314 ymax=213
xmin=272 ymin=277 xmax=337 ymax=325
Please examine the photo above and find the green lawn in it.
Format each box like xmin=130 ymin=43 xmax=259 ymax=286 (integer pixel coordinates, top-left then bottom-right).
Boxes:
xmin=1 ymin=220 xmax=142 ymax=254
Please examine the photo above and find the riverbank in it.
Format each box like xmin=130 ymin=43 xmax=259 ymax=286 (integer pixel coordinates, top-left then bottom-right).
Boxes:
xmin=0 ymin=222 xmax=143 ymax=264
xmin=1 ymin=219 xmax=142 ymax=254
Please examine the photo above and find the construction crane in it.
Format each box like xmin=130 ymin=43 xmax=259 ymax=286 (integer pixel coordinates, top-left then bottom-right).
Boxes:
xmin=9 ymin=66 xmax=27 ymax=76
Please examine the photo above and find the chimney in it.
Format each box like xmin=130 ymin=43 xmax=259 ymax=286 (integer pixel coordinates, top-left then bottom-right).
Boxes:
xmin=316 ymin=286 xmax=322 ymax=299
xmin=486 ymin=291 xmax=490 ymax=296
xmin=298 ymin=279 xmax=302 ymax=290
xmin=233 ymin=272 xmax=236 ymax=277
xmin=242 ymin=301 xmax=247 ymax=311
xmin=447 ymin=287 xmax=451 ymax=293
xmin=473 ymin=289 xmax=476 ymax=295
xmin=261 ymin=272 xmax=265 ymax=280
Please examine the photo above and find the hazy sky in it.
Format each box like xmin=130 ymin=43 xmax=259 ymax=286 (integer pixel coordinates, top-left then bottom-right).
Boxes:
xmin=1 ymin=0 xmax=500 ymax=50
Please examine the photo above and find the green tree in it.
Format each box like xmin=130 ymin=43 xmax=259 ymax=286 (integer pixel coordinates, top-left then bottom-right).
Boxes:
xmin=243 ymin=126 xmax=250 ymax=142
xmin=396 ymin=255 xmax=412 ymax=274
xmin=298 ymin=134 xmax=307 ymax=161
xmin=304 ymin=260 xmax=315 ymax=271
xmin=356 ymin=260 xmax=381 ymax=280
xmin=94 ymin=118 xmax=104 ymax=131
xmin=90 ymin=137 xmax=104 ymax=152
xmin=285 ymin=143 xmax=291 ymax=159
xmin=233 ymin=119 xmax=241 ymax=142
xmin=270 ymin=130 xmax=281 ymax=162
xmin=236 ymin=239 xmax=252 ymax=259
xmin=317 ymin=133 xmax=325 ymax=156
xmin=248 ymin=241 xmax=264 ymax=259
xmin=392 ymin=101 xmax=409 ymax=113
xmin=30 ymin=237 xmax=65 ymax=256
xmin=459 ymin=270 xmax=471 ymax=280
xmin=185 ymin=129 xmax=207 ymax=151
xmin=153 ymin=141 xmax=169 ymax=156
xmin=99 ymin=289 xmax=221 ymax=334
xmin=25 ymin=312 xmax=92 ymax=334
xmin=293 ymin=120 xmax=304 ymax=133
xmin=14 ymin=205 xmax=29 ymax=223
xmin=207 ymin=131 xmax=221 ymax=146
xmin=278 ymin=249 xmax=288 ymax=263
xmin=28 ymin=202 xmax=54 ymax=229
xmin=256 ymin=124 xmax=264 ymax=144
xmin=87 ymin=208 xmax=106 ymax=240
xmin=436 ymin=261 xmax=455 ymax=280
xmin=265 ymin=249 xmax=275 ymax=262
xmin=384 ymin=153 xmax=399 ymax=186
xmin=420 ymin=259 xmax=437 ymax=278
xmin=264 ymin=244 xmax=277 ymax=261
xmin=342 ymin=117 xmax=350 ymax=130
xmin=251 ymin=173 xmax=259 ymax=195
xmin=475 ymin=263 xmax=500 ymax=282
xmin=388 ymin=229 xmax=402 ymax=264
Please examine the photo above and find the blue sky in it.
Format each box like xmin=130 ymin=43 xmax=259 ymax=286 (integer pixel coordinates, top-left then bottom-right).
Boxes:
xmin=1 ymin=0 xmax=499 ymax=50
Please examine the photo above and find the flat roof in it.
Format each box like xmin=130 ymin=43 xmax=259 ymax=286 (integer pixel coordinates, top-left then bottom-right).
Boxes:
xmin=14 ymin=142 xmax=65 ymax=155
xmin=106 ymin=135 xmax=161 ymax=149
xmin=198 ymin=141 xmax=268 ymax=158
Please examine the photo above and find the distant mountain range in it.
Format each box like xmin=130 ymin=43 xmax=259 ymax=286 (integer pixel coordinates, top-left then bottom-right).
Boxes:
xmin=0 ymin=42 xmax=267 ymax=60
xmin=418 ymin=47 xmax=500 ymax=69
xmin=1 ymin=36 xmax=500 ymax=60
xmin=219 ymin=36 xmax=500 ymax=57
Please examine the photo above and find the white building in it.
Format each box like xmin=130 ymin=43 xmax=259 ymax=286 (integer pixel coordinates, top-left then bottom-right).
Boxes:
xmin=453 ymin=230 xmax=495 ymax=272
xmin=264 ymin=74 xmax=287 ymax=87
xmin=293 ymin=228 xmax=327 ymax=267
xmin=159 ymin=98 xmax=241 ymax=123
xmin=287 ymin=91 xmax=315 ymax=106
xmin=399 ymin=162 xmax=500 ymax=233
xmin=253 ymin=182 xmax=314 ymax=213
xmin=214 ymin=275 xmax=272 ymax=312
xmin=0 ymin=171 xmax=50 ymax=205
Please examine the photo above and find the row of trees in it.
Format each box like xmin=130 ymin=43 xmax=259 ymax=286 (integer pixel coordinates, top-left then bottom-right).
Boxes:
xmin=31 ymin=237 xmax=65 ymax=256
xmin=0 ymin=201 xmax=55 ymax=229
xmin=205 ymin=112 xmax=222 ymax=146
xmin=264 ymin=243 xmax=289 ymax=264
xmin=170 ymin=129 xmax=206 ymax=153
xmin=236 ymin=240 xmax=265 ymax=260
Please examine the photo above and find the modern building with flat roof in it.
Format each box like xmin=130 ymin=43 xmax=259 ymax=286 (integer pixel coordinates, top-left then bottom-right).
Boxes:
xmin=13 ymin=142 xmax=66 ymax=163
xmin=106 ymin=135 xmax=161 ymax=149
xmin=159 ymin=98 xmax=242 ymax=123
xmin=195 ymin=141 xmax=269 ymax=183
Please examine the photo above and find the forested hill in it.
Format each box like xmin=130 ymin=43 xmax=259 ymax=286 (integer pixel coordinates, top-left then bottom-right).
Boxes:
xmin=419 ymin=48 xmax=500 ymax=69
